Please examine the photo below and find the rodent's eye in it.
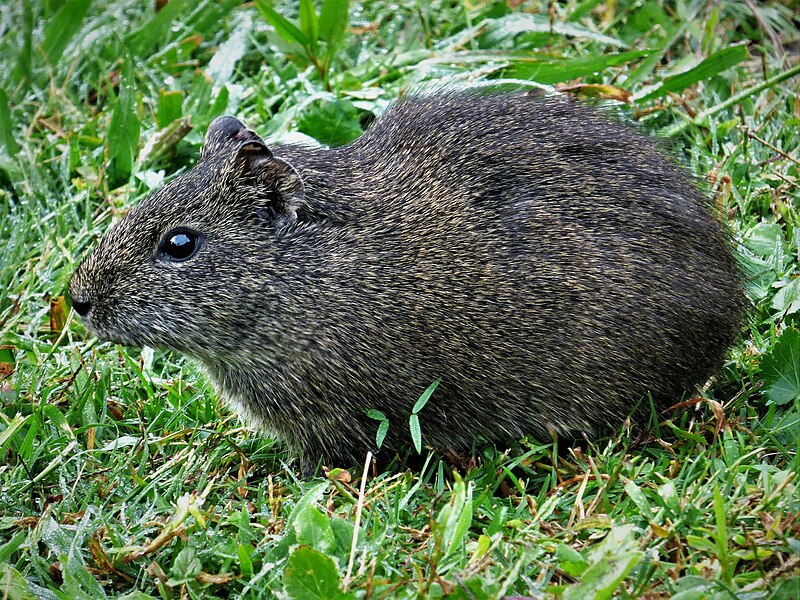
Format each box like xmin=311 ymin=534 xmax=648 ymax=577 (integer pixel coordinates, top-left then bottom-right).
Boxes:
xmin=157 ymin=228 xmax=202 ymax=262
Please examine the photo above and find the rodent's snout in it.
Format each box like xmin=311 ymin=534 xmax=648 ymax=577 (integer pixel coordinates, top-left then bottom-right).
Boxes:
xmin=70 ymin=293 xmax=91 ymax=317
xmin=68 ymin=264 xmax=93 ymax=318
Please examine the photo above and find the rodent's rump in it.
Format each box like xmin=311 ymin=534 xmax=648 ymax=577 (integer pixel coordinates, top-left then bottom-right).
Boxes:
xmin=69 ymin=92 xmax=745 ymax=471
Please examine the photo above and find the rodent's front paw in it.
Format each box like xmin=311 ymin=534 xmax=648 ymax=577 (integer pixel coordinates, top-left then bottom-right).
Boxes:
xmin=297 ymin=456 xmax=323 ymax=478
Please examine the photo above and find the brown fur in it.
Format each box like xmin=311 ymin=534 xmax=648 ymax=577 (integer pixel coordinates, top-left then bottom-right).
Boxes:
xmin=70 ymin=92 xmax=745 ymax=471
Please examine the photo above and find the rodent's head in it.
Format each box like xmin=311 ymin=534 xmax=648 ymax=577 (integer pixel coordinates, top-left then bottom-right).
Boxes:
xmin=69 ymin=116 xmax=306 ymax=359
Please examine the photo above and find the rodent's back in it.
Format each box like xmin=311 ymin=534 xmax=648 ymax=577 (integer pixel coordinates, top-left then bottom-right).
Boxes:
xmin=258 ymin=94 xmax=743 ymax=455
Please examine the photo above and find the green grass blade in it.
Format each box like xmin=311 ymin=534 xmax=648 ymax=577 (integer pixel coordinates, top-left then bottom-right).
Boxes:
xmin=409 ymin=413 xmax=422 ymax=454
xmin=0 ymin=88 xmax=20 ymax=156
xmin=106 ymin=58 xmax=140 ymax=185
xmin=640 ymin=44 xmax=749 ymax=101
xmin=568 ymin=0 xmax=606 ymax=22
xmin=507 ymin=50 xmax=648 ymax=84
xmin=319 ymin=0 xmax=349 ymax=49
xmin=702 ymin=5 xmax=720 ymax=54
xmin=254 ymin=0 xmax=310 ymax=47
xmin=8 ymin=0 xmax=33 ymax=90
xmin=0 ymin=563 xmax=37 ymax=599
xmin=0 ymin=531 xmax=27 ymax=564
xmin=206 ymin=23 xmax=251 ymax=88
xmin=190 ymin=0 xmax=241 ymax=35
xmin=156 ymin=90 xmax=184 ymax=129
xmin=0 ymin=413 xmax=27 ymax=453
xmin=663 ymin=44 xmax=748 ymax=93
xmin=713 ymin=486 xmax=731 ymax=585
xmin=126 ymin=0 xmax=190 ymax=58
xmin=299 ymin=0 xmax=319 ymax=49
xmin=41 ymin=0 xmax=92 ymax=68
xmin=413 ymin=379 xmax=440 ymax=414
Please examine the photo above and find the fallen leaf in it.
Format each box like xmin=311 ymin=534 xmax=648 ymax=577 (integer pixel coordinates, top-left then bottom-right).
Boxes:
xmin=556 ymin=82 xmax=632 ymax=102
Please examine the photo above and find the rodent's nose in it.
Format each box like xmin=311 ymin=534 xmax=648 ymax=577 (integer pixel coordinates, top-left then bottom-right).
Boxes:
xmin=70 ymin=294 xmax=91 ymax=317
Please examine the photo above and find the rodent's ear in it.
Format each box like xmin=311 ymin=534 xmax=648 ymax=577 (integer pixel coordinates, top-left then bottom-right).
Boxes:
xmin=237 ymin=139 xmax=273 ymax=161
xmin=235 ymin=142 xmax=305 ymax=222
xmin=268 ymin=157 xmax=305 ymax=219
xmin=201 ymin=115 xmax=266 ymax=160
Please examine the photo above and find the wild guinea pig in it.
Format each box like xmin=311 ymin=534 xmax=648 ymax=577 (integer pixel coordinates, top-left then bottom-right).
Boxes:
xmin=69 ymin=92 xmax=745 ymax=472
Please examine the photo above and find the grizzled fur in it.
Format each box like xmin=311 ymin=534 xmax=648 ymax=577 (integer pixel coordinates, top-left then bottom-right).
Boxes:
xmin=70 ymin=92 xmax=745 ymax=471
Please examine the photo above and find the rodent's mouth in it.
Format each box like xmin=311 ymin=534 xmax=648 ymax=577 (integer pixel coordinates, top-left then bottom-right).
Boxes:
xmin=97 ymin=331 xmax=142 ymax=347
xmin=77 ymin=313 xmax=144 ymax=348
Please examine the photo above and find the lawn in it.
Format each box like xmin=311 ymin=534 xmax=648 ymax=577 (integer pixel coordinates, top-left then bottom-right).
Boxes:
xmin=1 ymin=0 xmax=799 ymax=598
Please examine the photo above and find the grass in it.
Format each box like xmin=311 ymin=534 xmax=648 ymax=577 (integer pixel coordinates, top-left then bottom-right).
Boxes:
xmin=1 ymin=0 xmax=799 ymax=598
